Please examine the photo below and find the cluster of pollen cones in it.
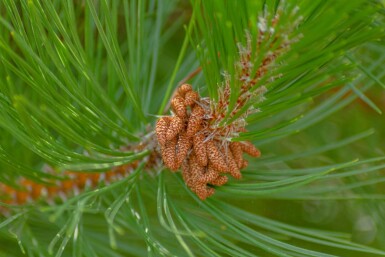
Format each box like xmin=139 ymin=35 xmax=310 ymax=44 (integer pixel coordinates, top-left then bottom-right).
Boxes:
xmin=0 ymin=163 xmax=137 ymax=215
xmin=156 ymin=84 xmax=261 ymax=200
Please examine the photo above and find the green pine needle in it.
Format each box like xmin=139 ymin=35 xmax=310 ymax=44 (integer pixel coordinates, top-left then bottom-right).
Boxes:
xmin=1 ymin=0 xmax=385 ymax=256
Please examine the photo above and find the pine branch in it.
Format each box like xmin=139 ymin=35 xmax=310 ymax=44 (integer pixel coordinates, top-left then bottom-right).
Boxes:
xmin=1 ymin=0 xmax=385 ymax=256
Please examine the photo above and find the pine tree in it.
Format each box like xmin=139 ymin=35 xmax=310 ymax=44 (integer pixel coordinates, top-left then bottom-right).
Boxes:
xmin=1 ymin=0 xmax=385 ymax=256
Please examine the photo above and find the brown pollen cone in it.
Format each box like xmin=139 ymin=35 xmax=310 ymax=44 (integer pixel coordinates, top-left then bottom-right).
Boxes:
xmin=156 ymin=84 xmax=261 ymax=200
xmin=193 ymin=133 xmax=208 ymax=166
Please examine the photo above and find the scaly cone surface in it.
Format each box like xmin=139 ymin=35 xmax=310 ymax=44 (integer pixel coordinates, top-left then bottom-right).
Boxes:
xmin=156 ymin=84 xmax=261 ymax=200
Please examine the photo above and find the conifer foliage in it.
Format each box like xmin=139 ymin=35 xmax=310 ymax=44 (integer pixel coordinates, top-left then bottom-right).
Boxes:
xmin=0 ymin=0 xmax=385 ymax=256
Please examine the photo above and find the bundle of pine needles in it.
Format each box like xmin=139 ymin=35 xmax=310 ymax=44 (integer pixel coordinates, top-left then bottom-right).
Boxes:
xmin=0 ymin=0 xmax=385 ymax=256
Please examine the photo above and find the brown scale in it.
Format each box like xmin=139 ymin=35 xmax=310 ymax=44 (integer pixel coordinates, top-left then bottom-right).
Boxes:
xmin=161 ymin=137 xmax=178 ymax=171
xmin=230 ymin=142 xmax=244 ymax=169
xmin=225 ymin=147 xmax=242 ymax=179
xmin=186 ymin=105 xmax=204 ymax=137
xmin=171 ymin=96 xmax=186 ymax=118
xmin=241 ymin=141 xmax=261 ymax=157
xmin=184 ymin=90 xmax=199 ymax=106
xmin=178 ymin=83 xmax=193 ymax=96
xmin=186 ymin=155 xmax=216 ymax=199
xmin=181 ymin=160 xmax=194 ymax=188
xmin=194 ymin=184 xmax=215 ymax=200
xmin=176 ymin=132 xmax=192 ymax=165
xmin=210 ymin=175 xmax=228 ymax=186
xmin=206 ymin=140 xmax=229 ymax=173
xmin=166 ymin=116 xmax=184 ymax=141
xmin=155 ymin=84 xmax=261 ymax=200
xmin=155 ymin=117 xmax=171 ymax=146
xmin=193 ymin=134 xmax=208 ymax=166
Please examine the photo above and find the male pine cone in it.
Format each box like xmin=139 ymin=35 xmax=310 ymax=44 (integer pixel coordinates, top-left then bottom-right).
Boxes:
xmin=155 ymin=84 xmax=260 ymax=200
